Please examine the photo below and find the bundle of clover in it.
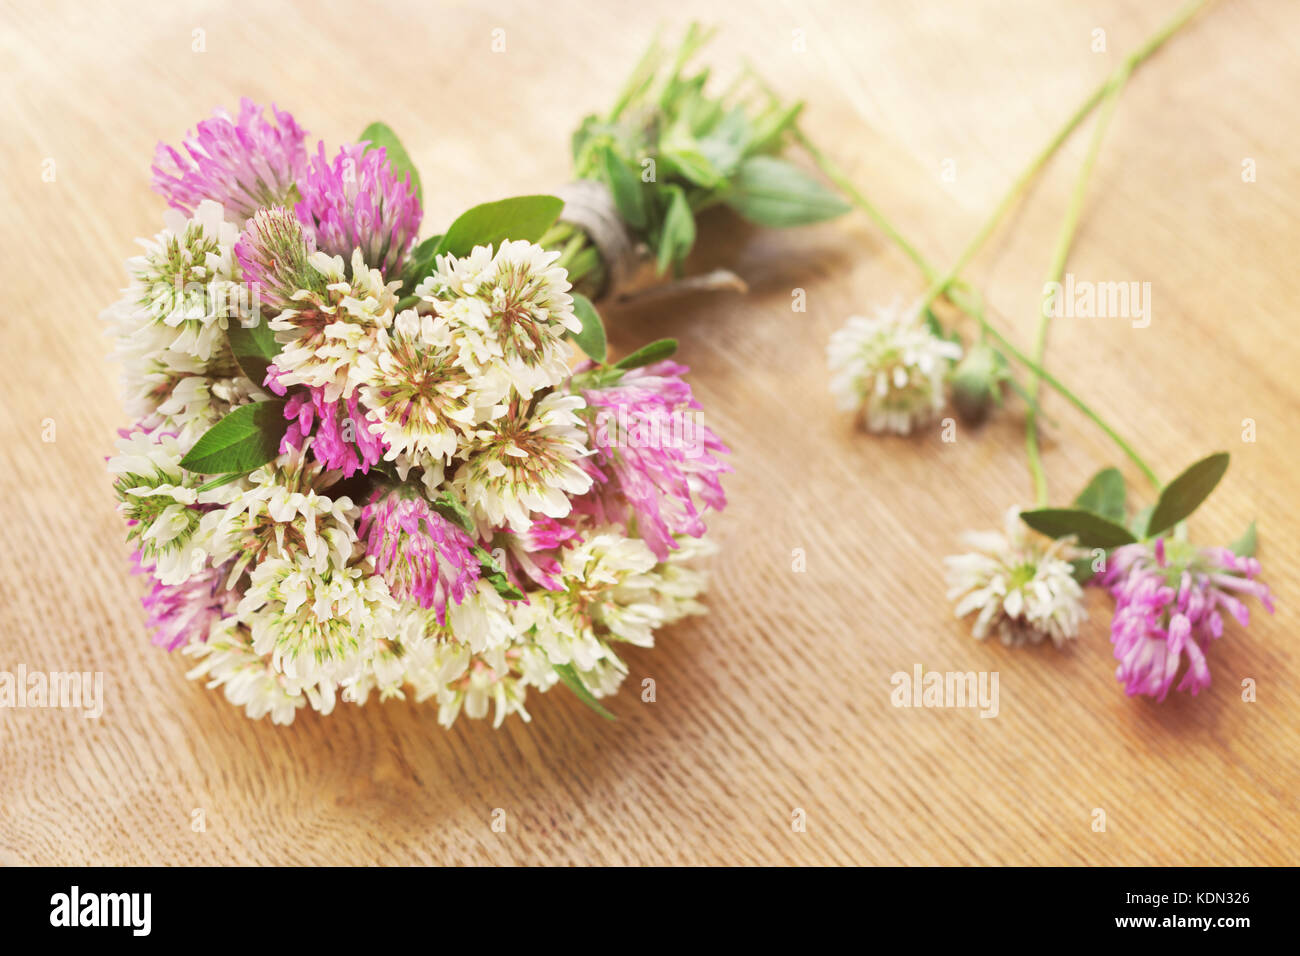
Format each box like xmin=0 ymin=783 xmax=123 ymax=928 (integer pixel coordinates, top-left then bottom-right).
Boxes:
xmin=104 ymin=28 xmax=845 ymax=726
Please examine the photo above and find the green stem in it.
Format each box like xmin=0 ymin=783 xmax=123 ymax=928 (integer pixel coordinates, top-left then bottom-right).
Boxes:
xmin=917 ymin=0 xmax=1209 ymax=312
xmin=793 ymin=131 xmax=934 ymax=279
xmin=950 ymin=286 xmax=1161 ymax=489
xmin=1027 ymin=66 xmax=1133 ymax=506
xmin=916 ymin=97 xmax=1105 ymax=312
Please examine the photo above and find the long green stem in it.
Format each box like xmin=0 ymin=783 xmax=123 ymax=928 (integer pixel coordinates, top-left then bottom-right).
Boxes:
xmin=916 ymin=0 xmax=1209 ymax=312
xmin=916 ymin=97 xmax=1108 ymax=312
xmin=1027 ymin=67 xmax=1133 ymax=506
xmin=794 ymin=131 xmax=934 ymax=279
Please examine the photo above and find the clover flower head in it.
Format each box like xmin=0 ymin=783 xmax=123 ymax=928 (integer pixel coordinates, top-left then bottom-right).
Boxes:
xmin=1098 ymin=538 xmax=1273 ymax=700
xmin=355 ymin=309 xmax=481 ymax=467
xmin=237 ymin=554 xmax=396 ymax=687
xmin=125 ymin=199 xmax=243 ymax=363
xmin=404 ymin=638 xmax=531 ymax=729
xmin=513 ymin=527 xmax=661 ymax=676
xmin=295 ymin=141 xmax=422 ymax=277
xmin=105 ymin=316 xmax=263 ymax=444
xmin=945 ymin=506 xmax=1087 ymax=647
xmin=155 ymin=372 xmax=270 ymax=445
xmin=152 ymin=99 xmax=308 ymax=224
xmin=454 ymin=392 xmax=595 ymax=532
xmin=346 ymin=584 xmax=523 ymax=724
xmin=266 ymin=366 xmax=387 ymax=478
xmin=201 ymin=448 xmax=358 ymax=583
xmin=133 ymin=552 xmax=240 ymax=651
xmin=268 ymin=248 xmax=399 ymax=401
xmin=581 ymin=359 xmax=731 ymax=560
xmin=184 ymin=621 xmax=315 ymax=724
xmin=437 ymin=652 xmax=530 ymax=728
xmin=109 ymin=428 xmax=215 ymax=585
xmin=421 ymin=578 xmax=518 ymax=658
xmin=105 ymin=300 xmax=202 ymax=421
xmin=359 ymin=487 xmax=481 ymax=623
xmin=418 ymin=240 xmax=581 ymax=403
xmin=828 ymin=302 xmax=962 ymax=434
xmin=234 ymin=205 xmax=321 ymax=312
xmin=658 ymin=536 xmax=718 ymax=623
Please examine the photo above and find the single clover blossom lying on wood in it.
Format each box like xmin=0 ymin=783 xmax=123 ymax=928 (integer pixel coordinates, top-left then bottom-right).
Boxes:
xmin=104 ymin=98 xmax=735 ymax=726
xmin=1100 ymin=538 xmax=1272 ymax=700
xmin=827 ymin=302 xmax=963 ymax=435
xmin=944 ymin=506 xmax=1086 ymax=648
xmin=820 ymin=1 xmax=1217 ymax=439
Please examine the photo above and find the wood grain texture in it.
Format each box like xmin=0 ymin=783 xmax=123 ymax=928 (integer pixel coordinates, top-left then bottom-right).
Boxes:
xmin=1 ymin=0 xmax=1296 ymax=866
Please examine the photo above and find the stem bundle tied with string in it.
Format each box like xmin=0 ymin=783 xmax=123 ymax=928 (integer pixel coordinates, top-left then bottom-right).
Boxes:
xmin=540 ymin=23 xmax=849 ymax=304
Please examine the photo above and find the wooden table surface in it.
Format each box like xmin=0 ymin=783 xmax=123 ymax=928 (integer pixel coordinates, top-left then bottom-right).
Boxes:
xmin=2 ymin=0 xmax=1296 ymax=866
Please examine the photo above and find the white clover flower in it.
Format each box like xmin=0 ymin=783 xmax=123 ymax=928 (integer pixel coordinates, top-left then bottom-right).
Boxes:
xmin=513 ymin=595 xmax=605 ymax=673
xmin=572 ymin=658 xmax=628 ymax=698
xmin=184 ymin=619 xmax=316 ymax=725
xmin=444 ymin=579 xmax=517 ymax=654
xmin=356 ymin=308 xmax=482 ymax=467
xmin=944 ymin=506 xmax=1087 ymax=647
xmin=422 ymin=243 xmax=496 ymax=296
xmin=105 ymin=305 xmax=206 ymax=420
xmin=445 ymin=649 xmax=528 ymax=728
xmin=514 ymin=527 xmax=662 ymax=677
xmin=400 ymin=635 xmax=471 ymax=704
xmin=828 ymin=302 xmax=962 ymax=435
xmin=373 ymin=449 xmax=448 ymax=498
xmin=237 ymin=554 xmax=396 ymax=687
xmin=643 ymin=535 xmax=718 ymax=624
xmin=109 ymin=428 xmax=218 ymax=585
xmin=402 ymin=639 xmax=532 ymax=729
xmin=201 ymin=450 xmax=358 ymax=583
xmin=516 ymin=643 xmax=562 ymax=691
xmin=340 ymin=602 xmax=429 ymax=706
xmin=103 ymin=201 xmax=256 ymax=443
xmin=343 ymin=604 xmax=424 ymax=705
xmin=154 ymin=372 xmax=271 ymax=446
xmin=105 ymin=318 xmax=269 ymax=444
xmin=342 ymin=577 xmax=527 ymax=723
xmin=417 ymin=240 xmax=581 ymax=404
xmin=454 ymin=391 xmax=594 ymax=532
xmin=587 ymin=540 xmax=664 ymax=648
xmin=118 ymin=199 xmax=243 ymax=364
xmin=270 ymin=248 xmax=398 ymax=401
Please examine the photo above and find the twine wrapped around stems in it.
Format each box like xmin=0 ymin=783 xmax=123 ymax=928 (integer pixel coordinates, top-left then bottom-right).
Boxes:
xmin=554 ymin=179 xmax=746 ymax=303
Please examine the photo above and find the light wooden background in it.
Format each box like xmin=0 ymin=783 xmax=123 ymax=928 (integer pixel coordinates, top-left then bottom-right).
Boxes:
xmin=1 ymin=0 xmax=1296 ymax=866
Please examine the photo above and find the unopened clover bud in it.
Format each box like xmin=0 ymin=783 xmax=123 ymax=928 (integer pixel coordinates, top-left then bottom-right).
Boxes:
xmin=949 ymin=342 xmax=1004 ymax=424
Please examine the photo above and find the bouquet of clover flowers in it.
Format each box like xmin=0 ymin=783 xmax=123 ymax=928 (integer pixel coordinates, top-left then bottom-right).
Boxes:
xmin=106 ymin=110 xmax=729 ymax=728
xmin=815 ymin=0 xmax=1273 ymax=701
xmin=104 ymin=27 xmax=845 ymax=727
